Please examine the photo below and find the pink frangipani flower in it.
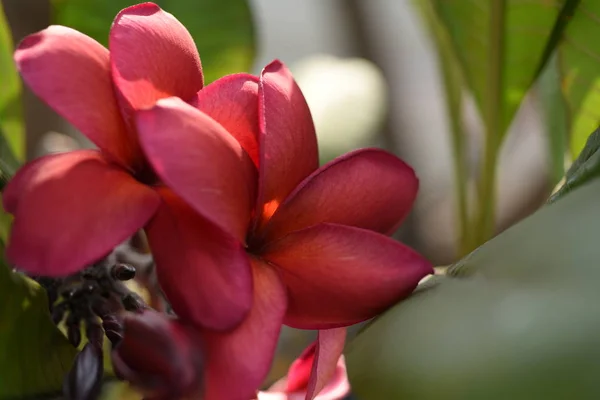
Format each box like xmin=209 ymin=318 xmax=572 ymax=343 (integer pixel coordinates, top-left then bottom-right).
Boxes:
xmin=256 ymin=342 xmax=351 ymax=400
xmin=4 ymin=3 xmax=256 ymax=330
xmin=134 ymin=61 xmax=433 ymax=399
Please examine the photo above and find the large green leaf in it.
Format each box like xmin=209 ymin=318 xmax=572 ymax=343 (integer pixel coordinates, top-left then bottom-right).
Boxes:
xmin=51 ymin=0 xmax=255 ymax=84
xmin=347 ymin=179 xmax=600 ymax=399
xmin=0 ymin=249 xmax=77 ymax=398
xmin=0 ymin=1 xmax=25 ymax=167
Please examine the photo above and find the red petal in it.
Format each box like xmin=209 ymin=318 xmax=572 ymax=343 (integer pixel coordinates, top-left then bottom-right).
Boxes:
xmin=261 ymin=223 xmax=433 ymax=329
xmin=145 ymin=189 xmax=253 ymax=331
xmin=5 ymin=150 xmax=159 ymax=276
xmin=110 ymin=3 xmax=203 ymax=112
xmin=14 ymin=26 xmax=137 ymax=167
xmin=256 ymin=60 xmax=318 ymax=226
xmin=203 ymin=259 xmax=287 ymax=400
xmin=305 ymin=329 xmax=346 ymax=400
xmin=137 ymin=97 xmax=256 ymax=242
xmin=190 ymin=73 xmax=260 ymax=166
xmin=286 ymin=343 xmax=316 ymax=392
xmin=258 ymin=149 xmax=418 ymax=243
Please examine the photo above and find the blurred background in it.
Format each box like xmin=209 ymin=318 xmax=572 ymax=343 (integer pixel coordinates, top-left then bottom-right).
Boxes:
xmin=1 ymin=0 xmax=555 ymax=391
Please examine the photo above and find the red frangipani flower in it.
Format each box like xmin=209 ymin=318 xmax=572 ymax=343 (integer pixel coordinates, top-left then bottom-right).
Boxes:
xmin=3 ymin=3 xmax=255 ymax=330
xmin=134 ymin=63 xmax=433 ymax=398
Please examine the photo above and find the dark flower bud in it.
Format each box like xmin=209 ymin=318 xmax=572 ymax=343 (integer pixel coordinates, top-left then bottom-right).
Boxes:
xmin=121 ymin=293 xmax=145 ymax=313
xmin=86 ymin=321 xmax=104 ymax=349
xmin=111 ymin=310 xmax=204 ymax=399
xmin=63 ymin=343 xmax=104 ymax=400
xmin=67 ymin=324 xmax=82 ymax=348
xmin=111 ymin=263 xmax=136 ymax=281
xmin=101 ymin=314 xmax=123 ymax=346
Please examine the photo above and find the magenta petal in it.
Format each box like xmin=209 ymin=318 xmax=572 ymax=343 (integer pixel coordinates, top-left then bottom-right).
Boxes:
xmin=14 ymin=26 xmax=136 ymax=167
xmin=305 ymin=329 xmax=346 ymax=400
xmin=203 ymin=259 xmax=287 ymax=400
xmin=259 ymin=148 xmax=419 ymax=242
xmin=261 ymin=223 xmax=433 ymax=329
xmin=256 ymin=60 xmax=319 ymax=225
xmin=137 ymin=97 xmax=256 ymax=242
xmin=5 ymin=150 xmax=159 ymax=276
xmin=190 ymin=73 xmax=260 ymax=166
xmin=110 ymin=2 xmax=203 ymax=112
xmin=145 ymin=189 xmax=253 ymax=331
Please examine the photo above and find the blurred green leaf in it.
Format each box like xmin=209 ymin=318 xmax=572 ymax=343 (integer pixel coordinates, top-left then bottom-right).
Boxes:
xmin=559 ymin=1 xmax=600 ymax=158
xmin=0 ymin=1 xmax=25 ymax=167
xmin=424 ymin=0 xmax=576 ymax=245
xmin=0 ymin=247 xmax=77 ymax=398
xmin=348 ymin=180 xmax=600 ymax=399
xmin=429 ymin=0 xmax=569 ymax=135
xmin=51 ymin=0 xmax=256 ymax=84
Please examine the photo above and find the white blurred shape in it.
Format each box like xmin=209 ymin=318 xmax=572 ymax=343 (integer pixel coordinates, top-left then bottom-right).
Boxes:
xmin=292 ymin=55 xmax=388 ymax=159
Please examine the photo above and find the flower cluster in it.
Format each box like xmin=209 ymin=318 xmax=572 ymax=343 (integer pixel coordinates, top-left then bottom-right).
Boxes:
xmin=4 ymin=2 xmax=433 ymax=399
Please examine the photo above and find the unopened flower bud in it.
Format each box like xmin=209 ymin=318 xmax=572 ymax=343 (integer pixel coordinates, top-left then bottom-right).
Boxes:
xmin=63 ymin=343 xmax=104 ymax=400
xmin=111 ymin=263 xmax=136 ymax=281
xmin=111 ymin=310 xmax=204 ymax=399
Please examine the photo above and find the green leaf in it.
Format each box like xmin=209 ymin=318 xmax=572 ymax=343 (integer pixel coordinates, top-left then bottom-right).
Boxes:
xmin=0 ymin=249 xmax=77 ymax=398
xmin=51 ymin=0 xmax=256 ymax=84
xmin=347 ymin=180 xmax=600 ymax=399
xmin=0 ymin=1 xmax=25 ymax=167
xmin=559 ymin=1 xmax=600 ymax=158
xmin=429 ymin=0 xmax=567 ymax=135
xmin=548 ymin=126 xmax=600 ymax=203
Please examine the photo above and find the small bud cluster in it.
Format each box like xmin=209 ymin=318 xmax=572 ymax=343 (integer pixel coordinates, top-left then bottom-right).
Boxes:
xmin=34 ymin=255 xmax=151 ymax=400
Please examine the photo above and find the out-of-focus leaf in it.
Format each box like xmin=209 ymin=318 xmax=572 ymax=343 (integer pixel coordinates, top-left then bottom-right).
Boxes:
xmin=51 ymin=0 xmax=256 ymax=84
xmin=0 ymin=1 xmax=25 ymax=167
xmin=560 ymin=1 xmax=600 ymax=158
xmin=548 ymin=126 xmax=600 ymax=203
xmin=347 ymin=180 xmax=600 ymax=399
xmin=0 ymin=247 xmax=77 ymax=398
xmin=538 ymin=54 xmax=569 ymax=186
xmin=429 ymin=0 xmax=569 ymax=135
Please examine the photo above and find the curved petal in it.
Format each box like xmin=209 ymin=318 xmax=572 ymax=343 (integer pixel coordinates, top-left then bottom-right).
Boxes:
xmin=5 ymin=150 xmax=159 ymax=276
xmin=305 ymin=329 xmax=346 ymax=400
xmin=190 ymin=73 xmax=260 ymax=166
xmin=145 ymin=188 xmax=253 ymax=331
xmin=137 ymin=97 xmax=256 ymax=242
xmin=257 ymin=149 xmax=418 ymax=243
xmin=261 ymin=223 xmax=433 ymax=329
xmin=14 ymin=26 xmax=136 ymax=167
xmin=256 ymin=60 xmax=318 ymax=226
xmin=110 ymin=2 xmax=203 ymax=113
xmin=203 ymin=259 xmax=287 ymax=400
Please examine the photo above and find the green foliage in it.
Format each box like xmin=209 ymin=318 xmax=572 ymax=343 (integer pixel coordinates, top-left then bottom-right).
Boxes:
xmin=0 ymin=248 xmax=77 ymax=398
xmin=51 ymin=0 xmax=256 ymax=84
xmin=348 ymin=180 xmax=600 ymax=399
xmin=549 ymin=126 xmax=600 ymax=203
xmin=0 ymin=2 xmax=25 ymax=170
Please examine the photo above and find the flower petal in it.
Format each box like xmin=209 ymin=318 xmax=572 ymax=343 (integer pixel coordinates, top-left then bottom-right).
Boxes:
xmin=202 ymin=259 xmax=287 ymax=400
xmin=190 ymin=73 xmax=260 ymax=166
xmin=258 ymin=149 xmax=418 ymax=243
xmin=261 ymin=223 xmax=433 ymax=329
xmin=14 ymin=26 xmax=136 ymax=167
xmin=305 ymin=329 xmax=346 ymax=400
xmin=5 ymin=150 xmax=159 ymax=276
xmin=256 ymin=60 xmax=319 ymax=226
xmin=110 ymin=2 xmax=203 ymax=112
xmin=137 ymin=97 xmax=256 ymax=242
xmin=145 ymin=188 xmax=253 ymax=331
